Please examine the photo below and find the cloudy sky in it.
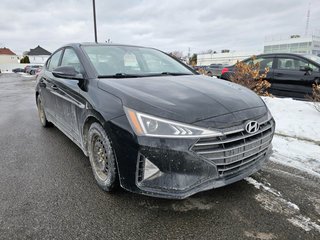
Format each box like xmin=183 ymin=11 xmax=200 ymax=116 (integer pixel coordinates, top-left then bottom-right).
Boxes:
xmin=0 ymin=0 xmax=319 ymax=55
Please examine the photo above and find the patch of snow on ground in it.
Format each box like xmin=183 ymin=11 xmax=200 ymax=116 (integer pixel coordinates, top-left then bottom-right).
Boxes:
xmin=0 ymin=70 xmax=13 ymax=73
xmin=245 ymin=177 xmax=299 ymax=211
xmin=263 ymin=96 xmax=320 ymax=142
xmin=271 ymin=135 xmax=320 ymax=177
xmin=261 ymin=96 xmax=320 ymax=177
xmin=18 ymin=72 xmax=34 ymax=78
xmin=246 ymin=177 xmax=320 ymax=233
xmin=288 ymin=215 xmax=320 ymax=232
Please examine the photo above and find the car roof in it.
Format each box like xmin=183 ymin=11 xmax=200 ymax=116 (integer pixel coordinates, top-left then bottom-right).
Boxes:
xmin=256 ymin=53 xmax=320 ymax=65
xmin=64 ymin=42 xmax=153 ymax=50
xmin=257 ymin=53 xmax=308 ymax=58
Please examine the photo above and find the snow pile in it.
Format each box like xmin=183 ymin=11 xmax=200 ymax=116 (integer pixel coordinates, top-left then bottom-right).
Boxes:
xmin=0 ymin=69 xmax=13 ymax=73
xmin=18 ymin=72 xmax=34 ymax=78
xmin=263 ymin=97 xmax=320 ymax=142
xmin=271 ymin=136 xmax=320 ymax=177
xmin=262 ymin=97 xmax=320 ymax=177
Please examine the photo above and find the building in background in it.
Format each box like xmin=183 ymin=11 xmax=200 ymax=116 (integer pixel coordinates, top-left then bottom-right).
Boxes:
xmin=264 ymin=34 xmax=320 ymax=56
xmin=0 ymin=47 xmax=19 ymax=64
xmin=24 ymin=45 xmax=51 ymax=64
xmin=197 ymin=50 xmax=260 ymax=66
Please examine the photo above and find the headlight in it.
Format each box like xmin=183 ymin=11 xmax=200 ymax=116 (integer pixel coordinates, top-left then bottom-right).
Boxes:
xmin=267 ymin=109 xmax=273 ymax=121
xmin=124 ymin=107 xmax=222 ymax=138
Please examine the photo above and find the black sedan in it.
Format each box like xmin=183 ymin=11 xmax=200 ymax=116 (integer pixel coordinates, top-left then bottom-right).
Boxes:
xmin=220 ymin=53 xmax=320 ymax=99
xmin=12 ymin=68 xmax=25 ymax=73
xmin=35 ymin=43 xmax=275 ymax=199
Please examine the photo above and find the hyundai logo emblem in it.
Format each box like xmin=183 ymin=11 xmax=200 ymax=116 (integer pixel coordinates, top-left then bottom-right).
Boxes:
xmin=245 ymin=121 xmax=260 ymax=134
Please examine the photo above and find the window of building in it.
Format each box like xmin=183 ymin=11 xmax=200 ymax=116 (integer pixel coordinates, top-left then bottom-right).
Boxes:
xmin=280 ymin=44 xmax=288 ymax=50
xmin=299 ymin=42 xmax=309 ymax=48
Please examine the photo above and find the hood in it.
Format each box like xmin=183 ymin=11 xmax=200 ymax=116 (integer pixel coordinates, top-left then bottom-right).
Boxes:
xmin=98 ymin=75 xmax=266 ymax=124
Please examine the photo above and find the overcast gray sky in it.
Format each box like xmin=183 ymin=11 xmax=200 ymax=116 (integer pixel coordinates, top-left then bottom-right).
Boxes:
xmin=0 ymin=0 xmax=319 ymax=55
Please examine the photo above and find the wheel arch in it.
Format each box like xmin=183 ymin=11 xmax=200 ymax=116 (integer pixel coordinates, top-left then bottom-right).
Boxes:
xmin=82 ymin=113 xmax=121 ymax=188
xmin=35 ymin=91 xmax=39 ymax=104
xmin=82 ymin=115 xmax=104 ymax=154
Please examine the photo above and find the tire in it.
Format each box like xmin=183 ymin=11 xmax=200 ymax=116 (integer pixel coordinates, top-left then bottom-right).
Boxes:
xmin=37 ymin=96 xmax=51 ymax=128
xmin=30 ymin=70 xmax=34 ymax=75
xmin=88 ymin=123 xmax=118 ymax=192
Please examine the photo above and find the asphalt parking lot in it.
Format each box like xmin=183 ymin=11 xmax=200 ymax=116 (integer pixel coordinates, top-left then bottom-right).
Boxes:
xmin=0 ymin=73 xmax=320 ymax=239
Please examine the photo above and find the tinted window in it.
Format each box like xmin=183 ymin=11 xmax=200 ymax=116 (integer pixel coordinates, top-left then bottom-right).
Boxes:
xmin=245 ymin=57 xmax=273 ymax=70
xmin=277 ymin=57 xmax=318 ymax=71
xmin=48 ymin=50 xmax=62 ymax=71
xmin=61 ymin=48 xmax=82 ymax=73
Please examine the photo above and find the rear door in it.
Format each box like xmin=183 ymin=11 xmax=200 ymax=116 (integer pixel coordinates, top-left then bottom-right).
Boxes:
xmin=272 ymin=56 xmax=317 ymax=98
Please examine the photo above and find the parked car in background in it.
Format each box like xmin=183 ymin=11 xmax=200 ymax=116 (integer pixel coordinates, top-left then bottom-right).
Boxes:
xmin=35 ymin=66 xmax=43 ymax=77
xmin=27 ymin=65 xmax=42 ymax=75
xmin=220 ymin=53 xmax=320 ymax=99
xmin=193 ymin=65 xmax=205 ymax=71
xmin=206 ymin=64 xmax=226 ymax=78
xmin=35 ymin=43 xmax=274 ymax=199
xmin=12 ymin=68 xmax=25 ymax=73
xmin=24 ymin=65 xmax=31 ymax=73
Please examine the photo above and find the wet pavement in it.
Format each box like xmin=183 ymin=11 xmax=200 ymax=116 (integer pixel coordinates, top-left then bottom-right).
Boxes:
xmin=0 ymin=73 xmax=320 ymax=239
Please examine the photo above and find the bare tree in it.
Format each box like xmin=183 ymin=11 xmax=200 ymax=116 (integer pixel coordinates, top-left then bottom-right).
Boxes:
xmin=311 ymin=82 xmax=320 ymax=112
xmin=230 ymin=57 xmax=271 ymax=96
xmin=169 ymin=51 xmax=183 ymax=59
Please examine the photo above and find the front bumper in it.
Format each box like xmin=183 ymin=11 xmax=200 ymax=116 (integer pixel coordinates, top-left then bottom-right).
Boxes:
xmin=108 ymin=116 xmax=275 ymax=199
xmin=135 ymin=140 xmax=272 ymax=199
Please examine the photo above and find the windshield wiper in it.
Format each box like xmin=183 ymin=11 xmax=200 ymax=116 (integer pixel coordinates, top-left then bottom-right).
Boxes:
xmin=160 ymin=72 xmax=193 ymax=76
xmin=98 ymin=73 xmax=142 ymax=78
xmin=98 ymin=72 xmax=194 ymax=78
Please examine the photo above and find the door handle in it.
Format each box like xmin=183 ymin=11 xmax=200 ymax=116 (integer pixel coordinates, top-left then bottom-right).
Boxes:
xmin=52 ymin=85 xmax=58 ymax=91
xmin=274 ymin=73 xmax=283 ymax=77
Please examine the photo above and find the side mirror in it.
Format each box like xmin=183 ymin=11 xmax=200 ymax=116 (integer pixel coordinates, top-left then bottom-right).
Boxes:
xmin=299 ymin=65 xmax=312 ymax=72
xmin=52 ymin=66 xmax=83 ymax=80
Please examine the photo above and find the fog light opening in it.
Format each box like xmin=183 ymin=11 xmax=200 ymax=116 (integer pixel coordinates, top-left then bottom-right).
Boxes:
xmin=143 ymin=158 xmax=160 ymax=180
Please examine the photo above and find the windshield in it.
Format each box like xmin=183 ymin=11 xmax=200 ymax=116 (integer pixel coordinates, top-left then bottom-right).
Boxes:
xmin=303 ymin=54 xmax=320 ymax=65
xmin=82 ymin=45 xmax=194 ymax=77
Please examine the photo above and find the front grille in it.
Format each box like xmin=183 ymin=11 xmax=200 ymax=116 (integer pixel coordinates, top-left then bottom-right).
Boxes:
xmin=191 ymin=119 xmax=275 ymax=178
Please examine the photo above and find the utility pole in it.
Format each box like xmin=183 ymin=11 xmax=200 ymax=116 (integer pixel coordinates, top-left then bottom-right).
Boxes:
xmin=305 ymin=2 xmax=311 ymax=36
xmin=92 ymin=0 xmax=98 ymax=43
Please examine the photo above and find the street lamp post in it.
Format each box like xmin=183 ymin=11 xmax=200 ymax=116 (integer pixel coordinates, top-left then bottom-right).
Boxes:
xmin=92 ymin=0 xmax=98 ymax=43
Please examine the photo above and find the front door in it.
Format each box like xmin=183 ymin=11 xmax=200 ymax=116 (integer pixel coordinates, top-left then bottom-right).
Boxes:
xmin=52 ymin=47 xmax=86 ymax=141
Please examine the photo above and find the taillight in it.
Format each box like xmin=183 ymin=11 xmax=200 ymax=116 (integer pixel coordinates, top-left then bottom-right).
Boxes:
xmin=221 ymin=67 xmax=229 ymax=75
